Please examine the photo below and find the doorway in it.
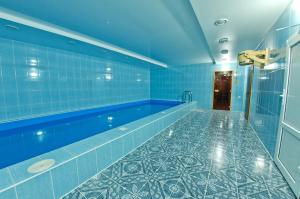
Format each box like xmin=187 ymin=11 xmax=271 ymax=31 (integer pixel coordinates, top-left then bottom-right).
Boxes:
xmin=213 ymin=71 xmax=232 ymax=110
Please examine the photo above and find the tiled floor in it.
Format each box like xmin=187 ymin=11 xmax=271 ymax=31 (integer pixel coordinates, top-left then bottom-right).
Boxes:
xmin=62 ymin=111 xmax=296 ymax=199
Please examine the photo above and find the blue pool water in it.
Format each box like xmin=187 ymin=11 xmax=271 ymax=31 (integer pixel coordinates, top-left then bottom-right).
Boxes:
xmin=0 ymin=100 xmax=181 ymax=169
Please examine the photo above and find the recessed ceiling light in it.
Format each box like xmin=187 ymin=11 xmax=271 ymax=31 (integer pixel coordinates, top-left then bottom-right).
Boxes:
xmin=4 ymin=24 xmax=19 ymax=30
xmin=214 ymin=18 xmax=229 ymax=26
xmin=219 ymin=38 xmax=229 ymax=44
xmin=221 ymin=49 xmax=229 ymax=54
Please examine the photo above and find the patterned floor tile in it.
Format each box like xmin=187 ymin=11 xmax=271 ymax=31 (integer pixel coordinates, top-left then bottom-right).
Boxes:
xmin=204 ymin=172 xmax=236 ymax=196
xmin=205 ymin=190 xmax=239 ymax=199
xmin=63 ymin=111 xmax=296 ymax=199
xmin=177 ymin=154 xmax=205 ymax=169
xmin=76 ymin=174 xmax=135 ymax=199
xmin=61 ymin=190 xmax=85 ymax=199
xmin=269 ymin=184 xmax=297 ymax=199
xmin=244 ymin=190 xmax=271 ymax=199
xmin=238 ymin=180 xmax=269 ymax=197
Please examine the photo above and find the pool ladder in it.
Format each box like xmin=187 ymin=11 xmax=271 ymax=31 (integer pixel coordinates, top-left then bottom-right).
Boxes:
xmin=182 ymin=91 xmax=192 ymax=103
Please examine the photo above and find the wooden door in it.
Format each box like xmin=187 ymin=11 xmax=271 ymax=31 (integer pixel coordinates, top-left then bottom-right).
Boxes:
xmin=213 ymin=71 xmax=232 ymax=110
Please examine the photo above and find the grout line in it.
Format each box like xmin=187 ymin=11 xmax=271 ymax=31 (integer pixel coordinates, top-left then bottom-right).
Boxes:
xmin=76 ymin=190 xmax=88 ymax=199
xmin=7 ymin=169 xmax=15 ymax=187
xmin=95 ymin=150 xmax=99 ymax=173
xmin=75 ymin=159 xmax=80 ymax=186
xmin=11 ymin=40 xmax=21 ymax=118
xmin=261 ymin=175 xmax=273 ymax=199
xmin=49 ymin=170 xmax=56 ymax=199
xmin=13 ymin=187 xmax=19 ymax=199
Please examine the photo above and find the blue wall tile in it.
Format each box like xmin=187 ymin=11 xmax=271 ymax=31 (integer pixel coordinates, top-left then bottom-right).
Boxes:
xmin=96 ymin=143 xmax=112 ymax=172
xmin=9 ymin=156 xmax=45 ymax=183
xmin=123 ymin=134 xmax=135 ymax=155
xmin=151 ymin=63 xmax=248 ymax=112
xmin=110 ymin=138 xmax=124 ymax=161
xmin=77 ymin=151 xmax=97 ymax=184
xmin=0 ymin=188 xmax=17 ymax=199
xmin=16 ymin=172 xmax=54 ymax=199
xmin=0 ymin=169 xmax=13 ymax=191
xmin=0 ymin=37 xmax=150 ymax=123
xmin=51 ymin=159 xmax=78 ymax=198
xmin=249 ymin=3 xmax=300 ymax=157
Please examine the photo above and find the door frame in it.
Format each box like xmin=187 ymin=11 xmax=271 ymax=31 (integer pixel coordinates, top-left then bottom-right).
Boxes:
xmin=212 ymin=70 xmax=233 ymax=111
xmin=244 ymin=65 xmax=254 ymax=120
xmin=274 ymin=32 xmax=300 ymax=198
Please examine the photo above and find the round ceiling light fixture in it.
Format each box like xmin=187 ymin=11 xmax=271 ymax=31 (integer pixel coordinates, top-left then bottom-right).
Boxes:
xmin=219 ymin=37 xmax=229 ymax=44
xmin=214 ymin=18 xmax=229 ymax=26
xmin=221 ymin=49 xmax=229 ymax=54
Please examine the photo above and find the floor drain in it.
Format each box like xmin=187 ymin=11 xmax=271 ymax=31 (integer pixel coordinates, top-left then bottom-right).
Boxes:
xmin=27 ymin=159 xmax=55 ymax=174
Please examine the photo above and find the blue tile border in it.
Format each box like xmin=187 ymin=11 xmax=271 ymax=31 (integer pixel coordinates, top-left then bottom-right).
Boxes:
xmin=0 ymin=99 xmax=181 ymax=132
xmin=0 ymin=101 xmax=196 ymax=199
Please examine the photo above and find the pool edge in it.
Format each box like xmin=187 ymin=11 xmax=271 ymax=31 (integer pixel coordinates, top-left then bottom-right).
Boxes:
xmin=0 ymin=101 xmax=197 ymax=199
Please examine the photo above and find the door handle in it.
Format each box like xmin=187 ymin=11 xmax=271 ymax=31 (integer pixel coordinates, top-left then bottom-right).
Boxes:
xmin=214 ymin=90 xmax=219 ymax=92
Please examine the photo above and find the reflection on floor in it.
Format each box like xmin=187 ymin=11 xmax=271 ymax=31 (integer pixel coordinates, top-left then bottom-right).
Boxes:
xmin=63 ymin=111 xmax=296 ymax=199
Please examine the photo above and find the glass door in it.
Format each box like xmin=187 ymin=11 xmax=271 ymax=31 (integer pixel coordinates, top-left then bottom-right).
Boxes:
xmin=275 ymin=33 xmax=300 ymax=198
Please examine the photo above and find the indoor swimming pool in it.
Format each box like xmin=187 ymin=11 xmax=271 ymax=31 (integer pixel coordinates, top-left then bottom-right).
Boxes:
xmin=0 ymin=0 xmax=300 ymax=198
xmin=0 ymin=100 xmax=181 ymax=169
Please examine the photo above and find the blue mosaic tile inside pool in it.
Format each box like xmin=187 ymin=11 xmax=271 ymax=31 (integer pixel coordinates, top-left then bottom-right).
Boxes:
xmin=63 ymin=111 xmax=296 ymax=199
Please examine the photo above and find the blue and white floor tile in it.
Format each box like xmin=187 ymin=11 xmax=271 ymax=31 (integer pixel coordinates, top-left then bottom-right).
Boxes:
xmin=62 ymin=111 xmax=296 ymax=199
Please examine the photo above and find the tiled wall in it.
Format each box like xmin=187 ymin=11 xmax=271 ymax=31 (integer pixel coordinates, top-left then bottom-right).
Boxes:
xmin=249 ymin=3 xmax=300 ymax=157
xmin=151 ymin=63 xmax=248 ymax=112
xmin=0 ymin=38 xmax=150 ymax=123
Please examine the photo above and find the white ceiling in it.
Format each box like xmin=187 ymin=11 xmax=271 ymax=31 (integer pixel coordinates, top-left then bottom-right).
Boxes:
xmin=190 ymin=0 xmax=292 ymax=64
xmin=0 ymin=0 xmax=293 ymax=66
xmin=0 ymin=0 xmax=213 ymax=66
